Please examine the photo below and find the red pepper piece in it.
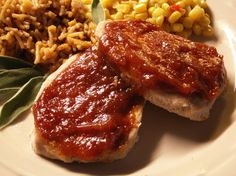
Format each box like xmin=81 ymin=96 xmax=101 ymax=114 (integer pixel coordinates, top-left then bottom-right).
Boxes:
xmin=170 ymin=4 xmax=181 ymax=12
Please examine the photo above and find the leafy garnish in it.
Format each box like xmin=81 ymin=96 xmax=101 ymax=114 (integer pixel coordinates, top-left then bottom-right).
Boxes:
xmin=0 ymin=56 xmax=46 ymax=129
xmin=0 ymin=68 xmax=42 ymax=89
xmin=0 ymin=55 xmax=33 ymax=69
xmin=0 ymin=87 xmax=19 ymax=102
xmin=92 ymin=0 xmax=105 ymax=24
xmin=0 ymin=76 xmax=44 ymax=129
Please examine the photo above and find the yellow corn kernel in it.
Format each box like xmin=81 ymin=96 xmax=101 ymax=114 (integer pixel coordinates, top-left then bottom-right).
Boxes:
xmin=203 ymin=25 xmax=214 ymax=37
xmin=116 ymin=11 xmax=124 ymax=19
xmin=101 ymin=0 xmax=115 ymax=8
xmin=81 ymin=0 xmax=91 ymax=5
xmin=168 ymin=11 xmax=182 ymax=24
xmin=152 ymin=7 xmax=165 ymax=17
xmin=128 ymin=1 xmax=138 ymax=6
xmin=155 ymin=15 xmax=165 ymax=27
xmin=116 ymin=4 xmax=131 ymax=13
xmin=183 ymin=0 xmax=192 ymax=6
xmin=85 ymin=12 xmax=92 ymax=20
xmin=146 ymin=18 xmax=156 ymax=24
xmin=104 ymin=9 xmax=111 ymax=19
xmin=183 ymin=17 xmax=193 ymax=28
xmin=171 ymin=23 xmax=184 ymax=32
xmin=124 ymin=14 xmax=135 ymax=20
xmin=199 ymin=0 xmax=208 ymax=9
xmin=149 ymin=0 xmax=156 ymax=7
xmin=199 ymin=15 xmax=210 ymax=26
xmin=148 ymin=7 xmax=155 ymax=16
xmin=134 ymin=3 xmax=147 ymax=13
xmin=111 ymin=12 xmax=124 ymax=20
xmin=161 ymin=3 xmax=170 ymax=17
xmin=176 ymin=1 xmax=186 ymax=8
xmin=188 ymin=5 xmax=204 ymax=21
xmin=135 ymin=12 xmax=148 ymax=20
xmin=157 ymin=0 xmax=168 ymax=3
xmin=139 ymin=0 xmax=148 ymax=3
xmin=192 ymin=0 xmax=200 ymax=6
xmin=185 ymin=5 xmax=192 ymax=14
xmin=131 ymin=11 xmax=136 ymax=17
xmin=161 ymin=3 xmax=170 ymax=11
xmin=110 ymin=14 xmax=116 ymax=20
xmin=193 ymin=23 xmax=202 ymax=35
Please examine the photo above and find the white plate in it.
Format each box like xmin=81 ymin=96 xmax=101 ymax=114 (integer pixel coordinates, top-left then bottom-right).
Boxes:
xmin=0 ymin=0 xmax=236 ymax=175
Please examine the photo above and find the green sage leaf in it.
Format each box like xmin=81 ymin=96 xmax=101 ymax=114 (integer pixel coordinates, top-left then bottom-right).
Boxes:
xmin=92 ymin=0 xmax=105 ymax=24
xmin=0 ymin=68 xmax=42 ymax=89
xmin=0 ymin=69 xmax=6 ymax=73
xmin=0 ymin=87 xmax=19 ymax=102
xmin=0 ymin=76 xmax=44 ymax=129
xmin=0 ymin=55 xmax=32 ymax=69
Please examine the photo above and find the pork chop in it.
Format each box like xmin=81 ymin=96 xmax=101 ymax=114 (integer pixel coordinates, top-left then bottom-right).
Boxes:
xmin=31 ymin=47 xmax=144 ymax=163
xmin=96 ymin=20 xmax=227 ymax=121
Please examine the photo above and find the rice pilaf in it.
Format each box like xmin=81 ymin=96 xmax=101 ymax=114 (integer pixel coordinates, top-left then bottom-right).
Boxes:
xmin=0 ymin=0 xmax=95 ymax=70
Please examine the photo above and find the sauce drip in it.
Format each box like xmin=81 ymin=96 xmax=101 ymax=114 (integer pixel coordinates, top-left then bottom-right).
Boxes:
xmin=98 ymin=20 xmax=225 ymax=99
xmin=33 ymin=47 xmax=142 ymax=161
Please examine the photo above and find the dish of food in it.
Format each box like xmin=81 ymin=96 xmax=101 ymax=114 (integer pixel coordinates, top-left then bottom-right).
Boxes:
xmin=0 ymin=0 xmax=236 ymax=175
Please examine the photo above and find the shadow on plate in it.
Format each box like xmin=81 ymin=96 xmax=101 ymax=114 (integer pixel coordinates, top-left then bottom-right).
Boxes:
xmin=50 ymin=83 xmax=235 ymax=175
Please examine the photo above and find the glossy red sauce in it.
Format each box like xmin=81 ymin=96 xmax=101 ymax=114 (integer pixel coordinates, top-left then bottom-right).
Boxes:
xmin=98 ymin=20 xmax=225 ymax=99
xmin=33 ymin=47 xmax=142 ymax=161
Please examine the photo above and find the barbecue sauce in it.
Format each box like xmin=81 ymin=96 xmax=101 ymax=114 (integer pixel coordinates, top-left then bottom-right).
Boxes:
xmin=98 ymin=20 xmax=225 ymax=99
xmin=33 ymin=47 xmax=142 ymax=161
